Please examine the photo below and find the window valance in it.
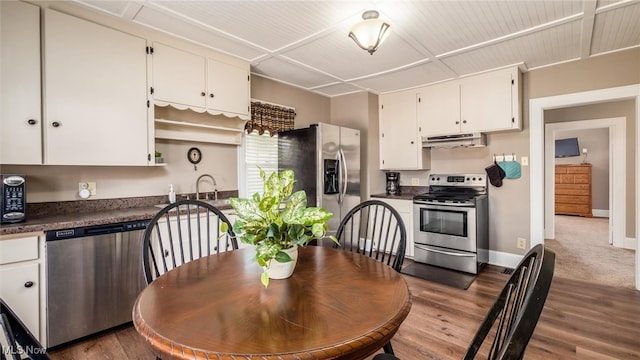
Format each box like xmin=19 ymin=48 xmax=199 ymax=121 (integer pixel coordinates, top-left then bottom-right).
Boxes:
xmin=246 ymin=101 xmax=296 ymax=136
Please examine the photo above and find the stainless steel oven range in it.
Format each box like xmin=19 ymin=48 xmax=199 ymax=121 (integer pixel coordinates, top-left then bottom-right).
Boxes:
xmin=413 ymin=174 xmax=488 ymax=274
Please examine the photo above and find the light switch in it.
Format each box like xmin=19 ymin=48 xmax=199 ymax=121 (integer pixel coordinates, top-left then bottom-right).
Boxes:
xmin=521 ymin=156 xmax=528 ymax=166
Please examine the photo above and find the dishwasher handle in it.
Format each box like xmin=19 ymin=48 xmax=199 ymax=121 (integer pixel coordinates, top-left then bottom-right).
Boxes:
xmin=46 ymin=219 xmax=149 ymax=241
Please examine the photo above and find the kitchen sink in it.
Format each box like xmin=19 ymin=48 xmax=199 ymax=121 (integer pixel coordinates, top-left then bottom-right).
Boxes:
xmin=204 ymin=199 xmax=232 ymax=207
xmin=154 ymin=199 xmax=232 ymax=209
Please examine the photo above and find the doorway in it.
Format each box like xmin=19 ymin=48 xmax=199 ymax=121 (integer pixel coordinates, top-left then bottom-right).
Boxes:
xmin=544 ymin=117 xmax=626 ymax=247
xmin=529 ymin=84 xmax=640 ymax=290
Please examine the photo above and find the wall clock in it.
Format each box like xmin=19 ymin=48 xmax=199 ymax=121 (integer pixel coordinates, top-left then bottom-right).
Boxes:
xmin=187 ymin=147 xmax=202 ymax=170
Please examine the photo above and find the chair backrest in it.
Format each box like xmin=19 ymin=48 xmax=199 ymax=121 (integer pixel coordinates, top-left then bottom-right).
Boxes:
xmin=141 ymin=199 xmax=237 ymax=284
xmin=335 ymin=200 xmax=407 ymax=272
xmin=464 ymin=244 xmax=555 ymax=360
xmin=0 ymin=313 xmax=20 ymax=360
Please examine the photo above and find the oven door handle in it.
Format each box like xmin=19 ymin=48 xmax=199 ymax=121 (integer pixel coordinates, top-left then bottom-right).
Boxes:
xmin=415 ymin=244 xmax=476 ymax=257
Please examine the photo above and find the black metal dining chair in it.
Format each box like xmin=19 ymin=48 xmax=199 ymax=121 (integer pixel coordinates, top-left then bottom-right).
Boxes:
xmin=0 ymin=312 xmax=20 ymax=360
xmin=335 ymin=199 xmax=407 ymax=354
xmin=372 ymin=243 xmax=555 ymax=360
xmin=141 ymin=199 xmax=237 ymax=284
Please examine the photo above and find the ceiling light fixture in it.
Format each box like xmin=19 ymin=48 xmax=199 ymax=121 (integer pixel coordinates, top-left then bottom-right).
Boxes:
xmin=348 ymin=10 xmax=390 ymax=55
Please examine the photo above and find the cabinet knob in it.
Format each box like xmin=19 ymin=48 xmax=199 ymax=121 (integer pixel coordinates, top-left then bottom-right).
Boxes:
xmin=410 ymin=141 xmax=414 ymax=144
xmin=200 ymin=92 xmax=206 ymax=97
xmin=164 ymin=249 xmax=169 ymax=257
xmin=24 ymin=281 xmax=34 ymax=288
xmin=455 ymin=121 xmax=459 ymax=125
xmin=209 ymin=93 xmax=215 ymax=98
xmin=52 ymin=121 xmax=61 ymax=128
xmin=463 ymin=120 xmax=467 ymax=124
xmin=27 ymin=119 xmax=37 ymax=125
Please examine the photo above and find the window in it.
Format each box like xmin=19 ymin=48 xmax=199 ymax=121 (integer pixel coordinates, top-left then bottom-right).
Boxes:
xmin=239 ymin=131 xmax=278 ymax=197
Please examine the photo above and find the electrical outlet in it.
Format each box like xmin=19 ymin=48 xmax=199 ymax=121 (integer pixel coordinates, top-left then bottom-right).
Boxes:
xmin=521 ymin=156 xmax=529 ymax=166
xmin=411 ymin=178 xmax=420 ymax=186
xmin=517 ymin=237 xmax=527 ymax=249
xmin=79 ymin=182 xmax=97 ymax=195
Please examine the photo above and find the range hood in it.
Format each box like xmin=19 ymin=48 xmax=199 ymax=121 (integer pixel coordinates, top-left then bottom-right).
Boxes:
xmin=422 ymin=132 xmax=487 ymax=148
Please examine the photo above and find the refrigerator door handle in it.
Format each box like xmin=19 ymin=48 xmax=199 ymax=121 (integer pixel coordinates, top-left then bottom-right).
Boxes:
xmin=339 ymin=148 xmax=348 ymax=203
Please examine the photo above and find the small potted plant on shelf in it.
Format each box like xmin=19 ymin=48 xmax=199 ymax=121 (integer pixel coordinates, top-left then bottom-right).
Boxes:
xmin=226 ymin=167 xmax=337 ymax=287
xmin=154 ymin=150 xmax=164 ymax=164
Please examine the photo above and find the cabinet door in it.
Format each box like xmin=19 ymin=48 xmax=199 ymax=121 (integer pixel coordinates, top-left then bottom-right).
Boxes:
xmin=207 ymin=59 xmax=250 ymax=117
xmin=378 ymin=199 xmax=413 ymax=258
xmin=0 ymin=262 xmax=40 ymax=338
xmin=460 ymin=67 xmax=517 ymax=133
xmin=0 ymin=1 xmax=41 ymax=164
xmin=153 ymin=43 xmax=206 ymax=109
xmin=418 ymin=82 xmax=461 ymax=137
xmin=379 ymin=91 xmax=419 ymax=170
xmin=44 ymin=9 xmax=149 ymax=165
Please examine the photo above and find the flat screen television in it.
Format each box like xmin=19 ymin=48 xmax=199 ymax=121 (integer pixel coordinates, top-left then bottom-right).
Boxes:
xmin=555 ymin=137 xmax=580 ymax=158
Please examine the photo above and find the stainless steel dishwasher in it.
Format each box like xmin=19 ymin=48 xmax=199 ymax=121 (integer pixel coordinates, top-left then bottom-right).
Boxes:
xmin=45 ymin=219 xmax=149 ymax=348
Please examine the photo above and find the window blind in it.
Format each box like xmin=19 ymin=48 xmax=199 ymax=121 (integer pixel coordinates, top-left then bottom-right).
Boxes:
xmin=244 ymin=131 xmax=278 ymax=196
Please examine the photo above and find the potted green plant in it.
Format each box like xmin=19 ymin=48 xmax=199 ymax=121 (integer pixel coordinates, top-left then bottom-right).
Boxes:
xmin=154 ymin=150 xmax=163 ymax=164
xmin=227 ymin=168 xmax=337 ymax=287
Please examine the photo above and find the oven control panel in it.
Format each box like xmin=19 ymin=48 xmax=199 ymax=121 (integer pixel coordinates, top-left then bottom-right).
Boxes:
xmin=429 ymin=174 xmax=485 ymax=187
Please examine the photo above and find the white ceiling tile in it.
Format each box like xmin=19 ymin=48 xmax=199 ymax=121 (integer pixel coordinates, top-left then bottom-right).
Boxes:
xmin=133 ymin=5 xmax=263 ymax=61
xmin=72 ymin=0 xmax=130 ymax=17
xmin=380 ymin=0 xmax=583 ymax=56
xmin=282 ymin=26 xmax=427 ymax=80
xmin=311 ymin=83 xmax=364 ymax=97
xmin=441 ymin=20 xmax=582 ymax=75
xmin=591 ymin=3 xmax=640 ymax=54
xmin=147 ymin=1 xmax=366 ymax=51
xmin=252 ymin=57 xmax=338 ymax=89
xmin=353 ymin=62 xmax=453 ymax=94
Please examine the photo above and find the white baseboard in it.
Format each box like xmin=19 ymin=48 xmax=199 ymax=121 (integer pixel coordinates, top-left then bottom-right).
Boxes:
xmin=592 ymin=209 xmax=609 ymax=217
xmin=488 ymin=250 xmax=523 ymax=269
xmin=623 ymin=237 xmax=637 ymax=250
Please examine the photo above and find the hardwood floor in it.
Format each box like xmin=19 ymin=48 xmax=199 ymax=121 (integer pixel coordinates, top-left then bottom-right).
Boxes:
xmin=48 ymin=265 xmax=640 ymax=360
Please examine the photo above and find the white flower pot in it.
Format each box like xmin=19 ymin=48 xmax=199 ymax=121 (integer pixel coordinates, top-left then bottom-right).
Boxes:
xmin=266 ymin=246 xmax=298 ymax=280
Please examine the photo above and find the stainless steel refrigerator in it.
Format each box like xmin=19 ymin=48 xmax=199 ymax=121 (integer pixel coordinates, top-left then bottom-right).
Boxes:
xmin=278 ymin=123 xmax=360 ymax=241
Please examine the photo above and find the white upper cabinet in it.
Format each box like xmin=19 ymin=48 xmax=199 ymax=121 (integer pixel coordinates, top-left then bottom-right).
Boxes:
xmin=379 ymin=91 xmax=430 ymax=170
xmin=417 ymin=81 xmax=461 ymax=137
xmin=459 ymin=67 xmax=521 ymax=133
xmin=420 ymin=66 xmax=521 ymax=137
xmin=152 ymin=42 xmax=250 ymax=119
xmin=152 ymin=43 xmax=206 ymax=109
xmin=0 ymin=1 xmax=42 ymax=164
xmin=207 ymin=58 xmax=250 ymax=117
xmin=44 ymin=9 xmax=149 ymax=165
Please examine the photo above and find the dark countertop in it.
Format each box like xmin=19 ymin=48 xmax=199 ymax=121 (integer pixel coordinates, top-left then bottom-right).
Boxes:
xmin=0 ymin=192 xmax=235 ymax=236
xmin=370 ymin=186 xmax=428 ymax=201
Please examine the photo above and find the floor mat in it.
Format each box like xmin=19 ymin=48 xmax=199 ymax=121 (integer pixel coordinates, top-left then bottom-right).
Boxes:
xmin=401 ymin=262 xmax=478 ymax=290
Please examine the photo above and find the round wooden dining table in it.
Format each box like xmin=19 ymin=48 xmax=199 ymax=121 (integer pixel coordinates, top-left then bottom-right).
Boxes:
xmin=133 ymin=246 xmax=412 ymax=360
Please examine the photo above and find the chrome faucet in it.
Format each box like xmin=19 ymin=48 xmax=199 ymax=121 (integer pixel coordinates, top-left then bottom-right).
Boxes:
xmin=196 ymin=174 xmax=218 ymax=200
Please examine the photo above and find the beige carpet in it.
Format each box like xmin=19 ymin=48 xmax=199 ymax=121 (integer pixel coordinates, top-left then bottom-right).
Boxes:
xmin=545 ymin=215 xmax=635 ymax=288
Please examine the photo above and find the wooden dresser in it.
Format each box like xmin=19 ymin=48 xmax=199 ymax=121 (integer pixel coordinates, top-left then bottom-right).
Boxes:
xmin=555 ymin=164 xmax=592 ymax=217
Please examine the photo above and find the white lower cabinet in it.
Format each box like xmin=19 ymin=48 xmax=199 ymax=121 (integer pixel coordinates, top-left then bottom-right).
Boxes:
xmin=376 ymin=198 xmax=414 ymax=258
xmin=152 ymin=212 xmax=237 ymax=272
xmin=0 ymin=234 xmax=46 ymax=346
